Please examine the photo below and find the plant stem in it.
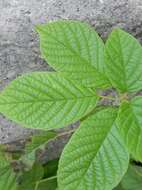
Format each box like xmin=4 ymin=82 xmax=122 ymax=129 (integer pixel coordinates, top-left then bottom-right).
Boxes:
xmin=56 ymin=129 xmax=77 ymax=138
xmin=99 ymin=95 xmax=116 ymax=100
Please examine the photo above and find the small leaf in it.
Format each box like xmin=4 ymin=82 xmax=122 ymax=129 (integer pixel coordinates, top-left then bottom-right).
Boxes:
xmin=36 ymin=176 xmax=57 ymax=190
xmin=0 ymin=72 xmax=98 ymax=130
xmin=25 ymin=131 xmax=56 ymax=154
xmin=17 ymin=163 xmax=44 ymax=190
xmin=36 ymin=20 xmax=110 ymax=88
xmin=58 ymin=108 xmax=129 ymax=190
xmin=22 ymin=131 xmax=56 ymax=166
xmin=117 ymin=97 xmax=142 ymax=161
xmin=105 ymin=28 xmax=142 ymax=92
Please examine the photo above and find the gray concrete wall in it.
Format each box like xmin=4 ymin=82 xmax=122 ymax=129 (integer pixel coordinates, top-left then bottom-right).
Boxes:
xmin=0 ymin=0 xmax=142 ymax=143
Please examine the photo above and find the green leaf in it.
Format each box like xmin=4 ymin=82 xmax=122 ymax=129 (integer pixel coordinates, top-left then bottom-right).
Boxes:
xmin=117 ymin=97 xmax=142 ymax=161
xmin=0 ymin=145 xmax=9 ymax=171
xmin=0 ymin=72 xmax=98 ymax=130
xmin=121 ymin=165 xmax=142 ymax=190
xmin=0 ymin=168 xmax=17 ymax=190
xmin=105 ymin=28 xmax=142 ymax=92
xmin=36 ymin=177 xmax=57 ymax=190
xmin=59 ymin=71 xmax=110 ymax=89
xmin=113 ymin=184 xmax=124 ymax=190
xmin=58 ymin=108 xmax=129 ymax=190
xmin=0 ymin=145 xmax=11 ymax=176
xmin=25 ymin=131 xmax=56 ymax=154
xmin=22 ymin=131 xmax=56 ymax=166
xmin=36 ymin=20 xmax=104 ymax=71
xmin=36 ymin=20 xmax=110 ymax=88
xmin=17 ymin=163 xmax=44 ymax=190
xmin=43 ymin=159 xmax=59 ymax=178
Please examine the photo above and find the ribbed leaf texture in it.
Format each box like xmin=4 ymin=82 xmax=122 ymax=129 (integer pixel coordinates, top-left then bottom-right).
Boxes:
xmin=36 ymin=20 xmax=110 ymax=88
xmin=117 ymin=97 xmax=142 ymax=161
xmin=105 ymin=29 xmax=142 ymax=92
xmin=58 ymin=108 xmax=129 ymax=190
xmin=59 ymin=71 xmax=110 ymax=89
xmin=0 ymin=72 xmax=98 ymax=130
xmin=0 ymin=168 xmax=17 ymax=190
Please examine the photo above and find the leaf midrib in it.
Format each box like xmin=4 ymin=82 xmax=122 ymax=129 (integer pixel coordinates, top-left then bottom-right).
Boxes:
xmin=39 ymin=25 xmax=106 ymax=77
xmin=41 ymin=29 xmax=91 ymax=66
xmin=0 ymin=95 xmax=98 ymax=105
xmin=116 ymin=31 xmax=128 ymax=92
xmin=74 ymin=119 xmax=117 ymax=189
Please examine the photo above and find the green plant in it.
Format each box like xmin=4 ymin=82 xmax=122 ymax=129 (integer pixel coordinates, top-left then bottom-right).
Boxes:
xmin=0 ymin=20 xmax=142 ymax=189
xmin=0 ymin=131 xmax=58 ymax=190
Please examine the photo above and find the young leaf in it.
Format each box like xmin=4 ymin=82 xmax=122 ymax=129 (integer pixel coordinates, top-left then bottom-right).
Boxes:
xmin=35 ymin=176 xmax=57 ymax=190
xmin=117 ymin=97 xmax=142 ymax=161
xmin=105 ymin=28 xmax=142 ymax=92
xmin=17 ymin=163 xmax=44 ymax=190
xmin=36 ymin=20 xmax=110 ymax=88
xmin=25 ymin=131 xmax=56 ymax=154
xmin=58 ymin=108 xmax=129 ymax=190
xmin=0 ymin=72 xmax=98 ymax=130
xmin=22 ymin=131 xmax=56 ymax=166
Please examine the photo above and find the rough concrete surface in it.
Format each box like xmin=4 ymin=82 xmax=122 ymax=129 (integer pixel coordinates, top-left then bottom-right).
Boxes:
xmin=0 ymin=0 xmax=142 ymax=143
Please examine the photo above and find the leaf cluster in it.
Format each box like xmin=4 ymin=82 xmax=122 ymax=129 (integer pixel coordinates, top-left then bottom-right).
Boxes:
xmin=0 ymin=132 xmax=58 ymax=190
xmin=0 ymin=20 xmax=142 ymax=189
